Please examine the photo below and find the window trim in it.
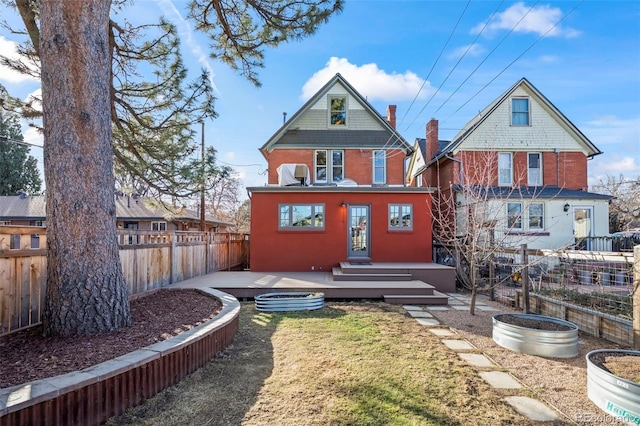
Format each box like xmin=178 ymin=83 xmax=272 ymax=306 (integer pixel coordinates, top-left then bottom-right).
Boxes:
xmin=511 ymin=97 xmax=530 ymax=126
xmin=527 ymin=152 xmax=542 ymax=186
xmin=279 ymin=203 xmax=325 ymax=230
xmin=528 ymin=202 xmax=544 ymax=230
xmin=152 ymin=221 xmax=167 ymax=231
xmin=329 ymin=96 xmax=347 ymax=127
xmin=314 ymin=149 xmax=344 ymax=184
xmin=507 ymin=202 xmax=523 ymax=230
xmin=498 ymin=152 xmax=513 ymax=186
xmin=373 ymin=150 xmax=386 ymax=185
xmin=388 ymin=203 xmax=413 ymax=231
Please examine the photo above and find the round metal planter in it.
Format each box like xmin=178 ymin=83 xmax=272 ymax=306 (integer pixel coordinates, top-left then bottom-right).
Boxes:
xmin=255 ymin=292 xmax=325 ymax=312
xmin=492 ymin=313 xmax=579 ymax=358
xmin=586 ymin=349 xmax=640 ymax=425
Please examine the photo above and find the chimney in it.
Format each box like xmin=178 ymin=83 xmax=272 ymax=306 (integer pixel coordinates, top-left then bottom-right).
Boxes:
xmin=426 ymin=118 xmax=439 ymax=162
xmin=386 ymin=105 xmax=397 ymax=129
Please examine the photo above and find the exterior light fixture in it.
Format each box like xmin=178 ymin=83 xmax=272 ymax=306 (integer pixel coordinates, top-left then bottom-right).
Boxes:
xmin=563 ymin=203 xmax=570 ymax=212
xmin=341 ymin=201 xmax=347 ymax=208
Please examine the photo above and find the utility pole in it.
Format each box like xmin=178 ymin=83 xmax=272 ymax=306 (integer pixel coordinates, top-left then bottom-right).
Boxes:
xmin=200 ymin=121 xmax=206 ymax=232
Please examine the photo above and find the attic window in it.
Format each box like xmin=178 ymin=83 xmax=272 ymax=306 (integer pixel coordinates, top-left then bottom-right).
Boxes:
xmin=330 ymin=96 xmax=347 ymax=126
xmin=511 ymin=98 xmax=530 ymax=126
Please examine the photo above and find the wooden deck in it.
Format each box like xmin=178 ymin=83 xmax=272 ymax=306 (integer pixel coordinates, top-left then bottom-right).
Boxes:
xmin=169 ymin=262 xmax=456 ymax=305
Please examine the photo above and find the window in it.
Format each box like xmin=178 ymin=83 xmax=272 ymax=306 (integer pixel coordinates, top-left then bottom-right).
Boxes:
xmin=373 ymin=150 xmax=386 ymax=184
xmin=10 ymin=234 xmax=20 ymax=249
xmin=315 ymin=150 xmax=344 ymax=183
xmin=152 ymin=221 xmax=167 ymax=231
xmin=528 ymin=153 xmax=542 ymax=186
xmin=29 ymin=220 xmax=45 ymax=227
xmin=330 ymin=97 xmax=346 ymax=126
xmin=529 ymin=203 xmax=544 ymax=230
xmin=389 ymin=204 xmax=413 ymax=230
xmin=279 ymin=204 xmax=325 ymax=229
xmin=507 ymin=202 xmax=522 ymax=229
xmin=0 ymin=220 xmax=11 ymax=225
xmin=511 ymin=98 xmax=530 ymax=126
xmin=30 ymin=234 xmax=40 ymax=249
xmin=498 ymin=152 xmax=513 ymax=186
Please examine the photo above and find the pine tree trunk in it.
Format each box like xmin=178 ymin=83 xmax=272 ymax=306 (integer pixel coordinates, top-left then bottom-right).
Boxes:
xmin=40 ymin=0 xmax=131 ymax=336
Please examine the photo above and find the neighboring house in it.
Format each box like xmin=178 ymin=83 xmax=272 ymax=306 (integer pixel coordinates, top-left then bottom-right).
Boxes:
xmin=407 ymin=78 xmax=611 ymax=250
xmin=247 ymin=73 xmax=434 ymax=272
xmin=0 ymin=193 xmax=234 ymax=233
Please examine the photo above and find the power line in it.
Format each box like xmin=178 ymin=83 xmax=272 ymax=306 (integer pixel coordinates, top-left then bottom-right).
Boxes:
xmin=0 ymin=135 xmax=43 ymax=149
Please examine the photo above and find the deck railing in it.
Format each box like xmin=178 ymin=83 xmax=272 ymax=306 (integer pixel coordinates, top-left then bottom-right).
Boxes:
xmin=0 ymin=226 xmax=249 ymax=335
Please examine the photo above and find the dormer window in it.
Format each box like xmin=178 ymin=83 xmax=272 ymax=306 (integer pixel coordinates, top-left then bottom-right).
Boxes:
xmin=330 ymin=96 xmax=347 ymax=126
xmin=511 ymin=97 xmax=530 ymax=126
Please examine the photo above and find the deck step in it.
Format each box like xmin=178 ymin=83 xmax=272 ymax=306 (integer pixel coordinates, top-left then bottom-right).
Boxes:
xmin=331 ymin=267 xmax=412 ymax=281
xmin=383 ymin=291 xmax=449 ymax=305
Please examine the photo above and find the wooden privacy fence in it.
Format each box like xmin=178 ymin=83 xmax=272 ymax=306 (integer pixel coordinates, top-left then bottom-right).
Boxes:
xmin=0 ymin=227 xmax=249 ymax=336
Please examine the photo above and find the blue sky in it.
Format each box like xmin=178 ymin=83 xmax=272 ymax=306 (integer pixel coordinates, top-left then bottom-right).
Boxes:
xmin=1 ymin=1 xmax=639 ymax=196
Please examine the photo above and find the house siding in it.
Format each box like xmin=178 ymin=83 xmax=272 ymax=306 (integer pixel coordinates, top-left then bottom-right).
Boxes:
xmin=249 ymin=190 xmax=433 ymax=272
xmin=265 ymin=148 xmax=407 ymax=186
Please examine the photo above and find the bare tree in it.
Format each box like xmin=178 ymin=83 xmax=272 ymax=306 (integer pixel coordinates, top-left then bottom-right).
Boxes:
xmin=432 ymin=150 xmax=552 ymax=314
xmin=591 ymin=174 xmax=640 ymax=232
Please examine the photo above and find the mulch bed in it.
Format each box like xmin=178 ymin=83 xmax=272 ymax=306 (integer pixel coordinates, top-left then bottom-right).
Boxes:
xmin=0 ymin=289 xmax=222 ymax=389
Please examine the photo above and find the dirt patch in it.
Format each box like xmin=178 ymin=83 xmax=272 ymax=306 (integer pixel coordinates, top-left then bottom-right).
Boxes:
xmin=590 ymin=351 xmax=640 ymax=383
xmin=497 ymin=314 xmax=573 ymax=331
xmin=0 ymin=289 xmax=222 ymax=389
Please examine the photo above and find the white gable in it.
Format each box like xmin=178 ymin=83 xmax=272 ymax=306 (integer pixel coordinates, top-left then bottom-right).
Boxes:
xmin=292 ymin=81 xmax=384 ymax=131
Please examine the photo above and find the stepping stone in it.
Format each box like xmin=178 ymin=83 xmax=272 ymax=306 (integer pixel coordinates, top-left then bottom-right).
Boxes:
xmin=425 ymin=306 xmax=449 ymax=311
xmin=458 ymin=353 xmax=495 ymax=367
xmin=476 ymin=305 xmax=500 ymax=312
xmin=408 ymin=311 xmax=433 ymax=318
xmin=479 ymin=371 xmax=522 ymax=389
xmin=451 ymin=305 xmax=469 ymax=310
xmin=429 ymin=328 xmax=455 ymax=337
xmin=442 ymin=339 xmax=475 ymax=351
xmin=447 ymin=300 xmax=465 ymax=305
xmin=403 ymin=305 xmax=423 ymax=311
xmin=415 ymin=318 xmax=440 ymax=326
xmin=504 ymin=396 xmax=559 ymax=421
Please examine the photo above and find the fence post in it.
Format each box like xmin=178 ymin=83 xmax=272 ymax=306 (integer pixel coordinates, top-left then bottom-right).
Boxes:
xmin=170 ymin=231 xmax=177 ymax=285
xmin=634 ymin=245 xmax=639 ymax=350
xmin=521 ymin=244 xmax=530 ymax=314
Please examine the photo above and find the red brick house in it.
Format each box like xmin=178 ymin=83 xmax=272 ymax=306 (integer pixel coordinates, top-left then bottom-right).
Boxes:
xmin=247 ymin=74 xmax=435 ymax=272
xmin=407 ymin=78 xmax=611 ymax=250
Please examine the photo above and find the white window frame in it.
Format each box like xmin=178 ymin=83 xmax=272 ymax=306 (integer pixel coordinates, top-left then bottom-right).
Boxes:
xmin=511 ymin=97 xmax=530 ymax=126
xmin=0 ymin=220 xmax=12 ymax=225
xmin=527 ymin=152 xmax=542 ymax=186
xmin=152 ymin=221 xmax=167 ymax=231
xmin=329 ymin=96 xmax=347 ymax=127
xmin=389 ymin=204 xmax=413 ymax=230
xmin=314 ymin=149 xmax=344 ymax=184
xmin=507 ymin=202 xmax=522 ymax=230
xmin=498 ymin=152 xmax=513 ymax=186
xmin=279 ymin=204 xmax=325 ymax=230
xmin=373 ymin=150 xmax=386 ymax=184
xmin=528 ymin=202 xmax=544 ymax=230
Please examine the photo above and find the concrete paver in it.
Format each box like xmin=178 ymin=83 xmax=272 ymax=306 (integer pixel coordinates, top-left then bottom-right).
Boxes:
xmin=458 ymin=353 xmax=495 ymax=367
xmin=402 ymin=305 xmax=423 ymax=311
xmin=479 ymin=371 xmax=522 ymax=389
xmin=442 ymin=339 xmax=475 ymax=351
xmin=415 ymin=318 xmax=440 ymax=326
xmin=425 ymin=306 xmax=450 ymax=311
xmin=408 ymin=311 xmax=433 ymax=318
xmin=428 ymin=328 xmax=456 ymax=337
xmin=504 ymin=396 xmax=559 ymax=421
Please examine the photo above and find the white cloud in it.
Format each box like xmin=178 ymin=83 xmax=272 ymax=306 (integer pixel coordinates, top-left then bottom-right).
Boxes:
xmin=472 ymin=2 xmax=580 ymax=38
xmin=23 ymin=126 xmax=43 ymax=147
xmin=582 ymin=115 xmax=640 ymax=146
xmin=0 ymin=36 xmax=39 ymax=84
xmin=301 ymin=57 xmax=430 ymax=102
xmin=589 ymin=155 xmax=640 ymax=187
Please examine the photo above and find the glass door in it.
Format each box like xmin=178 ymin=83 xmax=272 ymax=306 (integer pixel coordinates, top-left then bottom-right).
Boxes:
xmin=573 ymin=207 xmax=593 ymax=250
xmin=348 ymin=205 xmax=370 ymax=259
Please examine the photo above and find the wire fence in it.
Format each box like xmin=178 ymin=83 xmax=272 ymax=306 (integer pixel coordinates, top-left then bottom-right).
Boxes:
xmin=434 ymin=243 xmax=638 ymax=347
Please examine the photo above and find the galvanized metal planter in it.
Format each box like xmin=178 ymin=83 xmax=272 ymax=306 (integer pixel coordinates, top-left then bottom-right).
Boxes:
xmin=492 ymin=313 xmax=579 ymax=358
xmin=587 ymin=349 xmax=640 ymax=425
xmin=255 ymin=292 xmax=325 ymax=312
